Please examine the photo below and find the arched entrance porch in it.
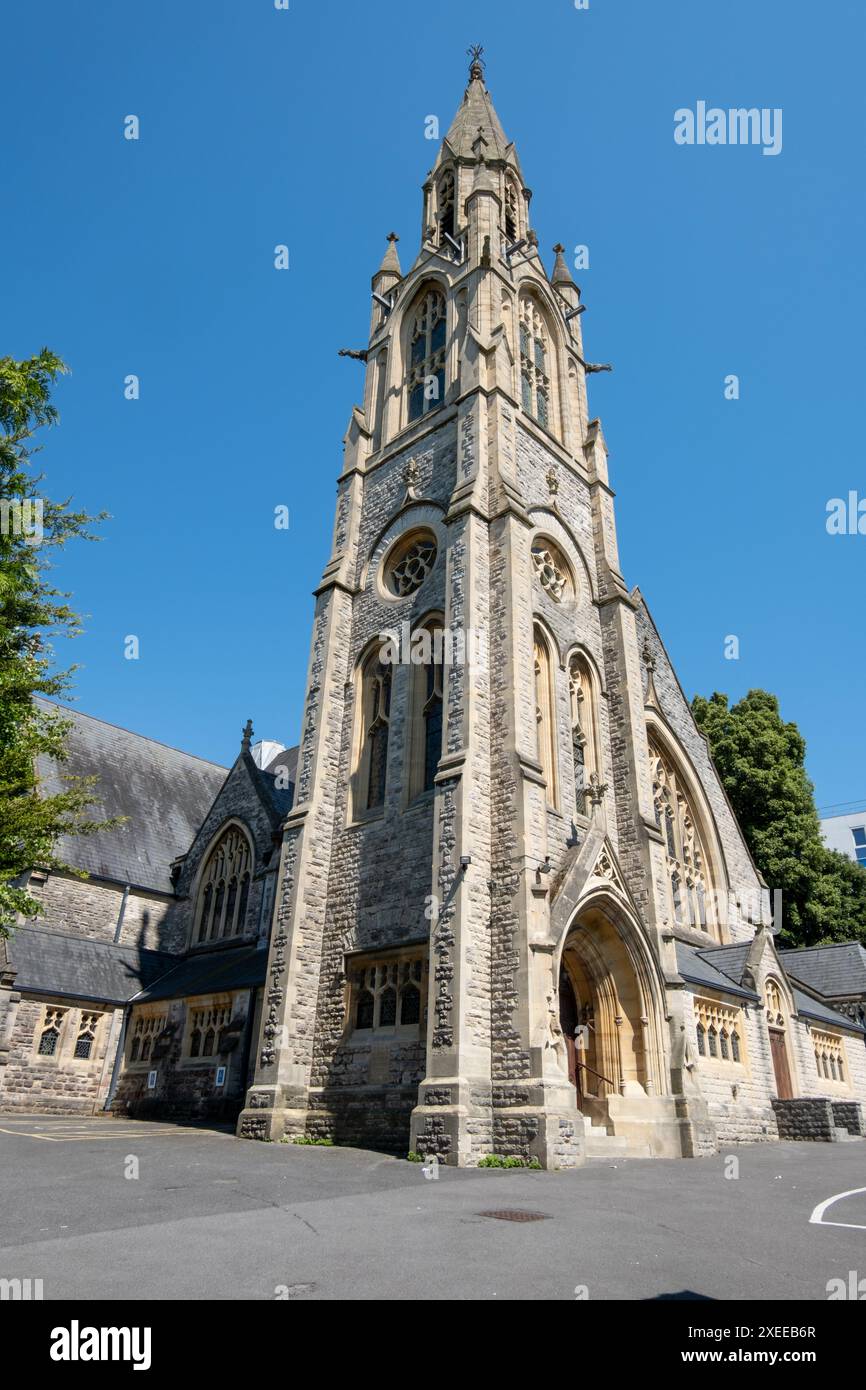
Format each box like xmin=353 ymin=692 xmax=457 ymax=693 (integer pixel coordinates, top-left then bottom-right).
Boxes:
xmin=555 ymin=898 xmax=685 ymax=1153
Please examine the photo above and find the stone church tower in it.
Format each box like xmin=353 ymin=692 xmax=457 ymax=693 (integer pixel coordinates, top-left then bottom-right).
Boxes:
xmin=236 ymin=54 xmax=846 ymax=1166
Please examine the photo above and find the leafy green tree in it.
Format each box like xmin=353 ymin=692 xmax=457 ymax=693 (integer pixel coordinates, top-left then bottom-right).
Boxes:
xmin=691 ymin=688 xmax=866 ymax=947
xmin=1 ymin=349 xmax=113 ymax=932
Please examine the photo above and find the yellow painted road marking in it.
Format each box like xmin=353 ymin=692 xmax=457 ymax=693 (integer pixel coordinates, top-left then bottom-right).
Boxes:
xmin=0 ymin=1124 xmax=216 ymax=1142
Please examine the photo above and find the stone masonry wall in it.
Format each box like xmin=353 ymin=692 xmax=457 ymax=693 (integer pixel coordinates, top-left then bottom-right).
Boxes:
xmin=0 ymin=994 xmax=121 ymax=1115
xmin=682 ymin=989 xmax=779 ymax=1143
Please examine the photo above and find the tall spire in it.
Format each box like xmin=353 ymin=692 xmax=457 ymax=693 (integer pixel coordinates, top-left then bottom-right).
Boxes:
xmin=377 ymin=231 xmax=402 ymax=278
xmin=442 ymin=45 xmax=512 ymax=162
xmin=551 ymin=243 xmax=576 ymax=289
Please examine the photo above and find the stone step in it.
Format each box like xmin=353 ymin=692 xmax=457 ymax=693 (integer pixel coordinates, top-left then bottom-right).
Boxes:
xmin=580 ymin=1113 xmax=652 ymax=1158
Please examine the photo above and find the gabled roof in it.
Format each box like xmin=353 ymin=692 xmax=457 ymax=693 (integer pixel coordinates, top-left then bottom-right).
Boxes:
xmin=35 ymin=700 xmax=228 ymax=895
xmin=8 ymin=926 xmax=175 ymax=1005
xmin=779 ymin=943 xmax=866 ymax=1000
xmin=257 ymin=743 xmax=298 ymax=820
xmin=676 ymin=940 xmax=866 ymax=1034
xmin=675 ymin=942 xmax=758 ymax=1001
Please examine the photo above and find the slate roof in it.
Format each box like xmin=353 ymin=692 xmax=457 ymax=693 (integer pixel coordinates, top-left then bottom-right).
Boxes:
xmin=8 ymin=926 xmax=174 ymax=1005
xmin=258 ymin=743 xmax=298 ymax=820
xmin=675 ymin=942 xmax=758 ymax=1001
xmin=133 ymin=942 xmax=268 ymax=1002
xmin=791 ymin=985 xmax=865 ymax=1033
xmin=779 ymin=943 xmax=866 ymax=1000
xmin=676 ymin=940 xmax=865 ymax=1034
xmin=35 ymin=700 xmax=228 ymax=894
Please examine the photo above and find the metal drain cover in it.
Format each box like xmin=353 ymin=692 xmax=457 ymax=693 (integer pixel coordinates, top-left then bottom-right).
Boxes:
xmin=478 ymin=1209 xmax=550 ymax=1223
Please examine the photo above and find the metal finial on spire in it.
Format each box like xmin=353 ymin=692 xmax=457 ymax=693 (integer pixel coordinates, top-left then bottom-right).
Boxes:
xmin=386 ymin=231 xmax=399 ymax=243
xmin=467 ymin=43 xmax=485 ymax=80
xmin=241 ymin=718 xmax=254 ymax=751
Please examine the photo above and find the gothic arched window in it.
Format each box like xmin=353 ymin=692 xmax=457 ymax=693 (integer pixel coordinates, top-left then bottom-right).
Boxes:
xmin=649 ymin=737 xmax=714 ymax=936
xmin=504 ymin=178 xmax=519 ymax=242
xmin=568 ymin=653 xmax=598 ymax=816
xmin=520 ymin=296 xmax=552 ymax=430
xmin=437 ymin=169 xmax=455 ymax=244
xmin=357 ymin=649 xmax=392 ymax=813
xmin=407 ymin=287 xmax=446 ymax=423
xmin=534 ymin=628 xmax=558 ymax=809
xmin=408 ymin=619 xmax=444 ymax=800
xmin=194 ymin=825 xmax=253 ymax=944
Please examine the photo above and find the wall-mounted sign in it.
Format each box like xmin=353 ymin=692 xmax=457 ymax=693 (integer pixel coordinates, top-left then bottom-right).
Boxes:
xmin=147 ymin=1070 xmax=157 ymax=1090
xmin=215 ymin=1066 xmax=226 ymax=1088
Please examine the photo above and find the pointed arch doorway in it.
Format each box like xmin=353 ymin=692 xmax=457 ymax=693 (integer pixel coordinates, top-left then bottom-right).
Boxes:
xmin=557 ymin=904 xmax=658 ymax=1128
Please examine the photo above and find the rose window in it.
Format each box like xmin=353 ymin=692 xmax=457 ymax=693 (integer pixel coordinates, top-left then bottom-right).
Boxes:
xmin=387 ymin=534 xmax=437 ymax=597
xmin=532 ymin=541 xmax=571 ymax=603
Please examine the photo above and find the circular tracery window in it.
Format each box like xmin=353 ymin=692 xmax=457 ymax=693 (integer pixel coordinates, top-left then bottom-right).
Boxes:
xmin=385 ymin=532 xmax=437 ymax=597
xmin=531 ymin=539 xmax=572 ymax=603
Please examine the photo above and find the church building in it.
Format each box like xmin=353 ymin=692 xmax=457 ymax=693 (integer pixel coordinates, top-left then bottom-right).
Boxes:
xmin=2 ymin=55 xmax=865 ymax=1164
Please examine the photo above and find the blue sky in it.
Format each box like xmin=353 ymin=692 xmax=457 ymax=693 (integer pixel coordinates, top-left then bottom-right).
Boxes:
xmin=3 ymin=0 xmax=864 ymax=811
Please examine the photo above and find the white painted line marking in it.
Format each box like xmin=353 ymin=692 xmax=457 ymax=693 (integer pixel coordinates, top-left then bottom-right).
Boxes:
xmin=809 ymin=1187 xmax=866 ymax=1231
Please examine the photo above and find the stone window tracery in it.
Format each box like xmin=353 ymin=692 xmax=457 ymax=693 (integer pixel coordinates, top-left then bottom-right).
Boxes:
xmin=74 ymin=1011 xmax=101 ymax=1060
xmin=811 ymin=1029 xmax=846 ymax=1085
xmin=37 ymin=1006 xmax=67 ymax=1057
xmin=520 ymin=296 xmax=551 ymax=429
xmin=129 ymin=1012 xmax=167 ymax=1066
xmin=188 ymin=1001 xmax=232 ymax=1059
xmin=694 ymin=998 xmax=743 ymax=1066
xmin=349 ymin=954 xmax=425 ymax=1033
xmin=649 ymin=738 xmax=713 ymax=935
xmin=531 ymin=539 xmax=572 ymax=603
xmin=386 ymin=532 xmax=437 ymax=597
xmin=407 ymin=288 xmax=446 ymax=422
xmin=764 ymin=978 xmax=785 ymax=1027
xmin=194 ymin=825 xmax=252 ymax=945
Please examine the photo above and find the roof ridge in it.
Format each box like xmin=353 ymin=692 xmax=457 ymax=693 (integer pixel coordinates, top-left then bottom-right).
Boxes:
xmin=36 ymin=698 xmax=229 ymax=771
xmin=12 ymin=924 xmax=174 ymax=957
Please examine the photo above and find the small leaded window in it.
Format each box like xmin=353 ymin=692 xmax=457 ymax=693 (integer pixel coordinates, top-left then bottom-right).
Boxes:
xmin=407 ymin=289 xmax=446 ymax=422
xmin=74 ymin=1012 xmax=100 ymax=1060
xmin=731 ymin=1030 xmax=741 ymax=1063
xmin=38 ymin=1007 xmax=66 ymax=1057
xmin=696 ymin=1023 xmax=706 ymax=1056
xmin=520 ymin=297 xmax=551 ymax=429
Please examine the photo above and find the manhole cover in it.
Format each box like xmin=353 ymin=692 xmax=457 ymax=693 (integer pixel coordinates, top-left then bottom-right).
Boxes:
xmin=478 ymin=1209 xmax=550 ymax=1223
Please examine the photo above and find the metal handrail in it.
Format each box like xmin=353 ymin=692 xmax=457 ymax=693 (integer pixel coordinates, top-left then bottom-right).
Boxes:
xmin=574 ymin=1059 xmax=617 ymax=1089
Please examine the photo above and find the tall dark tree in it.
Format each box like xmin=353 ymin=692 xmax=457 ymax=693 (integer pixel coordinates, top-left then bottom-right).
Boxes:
xmin=0 ymin=349 xmax=113 ymax=931
xmin=691 ymin=688 xmax=866 ymax=947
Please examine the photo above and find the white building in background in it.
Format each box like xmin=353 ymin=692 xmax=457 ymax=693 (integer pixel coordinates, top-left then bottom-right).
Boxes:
xmin=821 ymin=808 xmax=866 ymax=869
